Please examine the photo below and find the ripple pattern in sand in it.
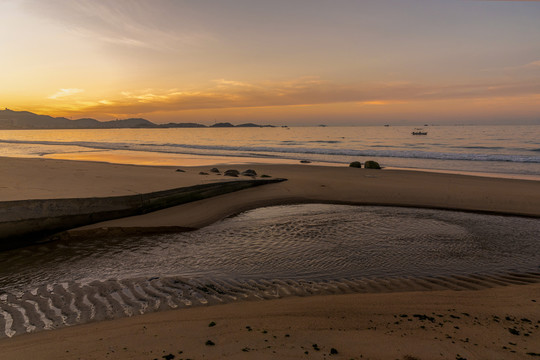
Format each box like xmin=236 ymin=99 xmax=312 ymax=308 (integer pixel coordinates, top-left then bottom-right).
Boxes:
xmin=1 ymin=273 xmax=540 ymax=338
xmin=1 ymin=204 xmax=539 ymax=338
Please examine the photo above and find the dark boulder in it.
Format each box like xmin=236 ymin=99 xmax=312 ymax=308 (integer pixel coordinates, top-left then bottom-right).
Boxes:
xmin=364 ymin=160 xmax=381 ymax=169
xmin=224 ymin=169 xmax=240 ymax=177
xmin=349 ymin=161 xmax=361 ymax=168
xmin=175 ymin=169 xmax=185 ymax=172
xmin=210 ymin=168 xmax=220 ymax=173
xmin=241 ymin=169 xmax=257 ymax=177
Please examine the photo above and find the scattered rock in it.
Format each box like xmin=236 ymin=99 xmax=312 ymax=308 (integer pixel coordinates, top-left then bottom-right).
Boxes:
xmin=208 ymin=321 xmax=216 ymax=327
xmin=413 ymin=314 xmax=435 ymax=322
xmin=330 ymin=348 xmax=339 ymax=355
xmin=199 ymin=172 xmax=209 ymax=175
xmin=260 ymin=174 xmax=272 ymax=178
xmin=210 ymin=168 xmax=220 ymax=173
xmin=205 ymin=340 xmax=215 ymax=346
xmin=364 ymin=160 xmax=381 ymax=169
xmin=241 ymin=169 xmax=257 ymax=177
xmin=349 ymin=161 xmax=361 ymax=168
xmin=224 ymin=169 xmax=240 ymax=177
xmin=300 ymin=160 xmax=311 ymax=164
xmin=175 ymin=169 xmax=185 ymax=172
xmin=403 ymin=356 xmax=421 ymax=360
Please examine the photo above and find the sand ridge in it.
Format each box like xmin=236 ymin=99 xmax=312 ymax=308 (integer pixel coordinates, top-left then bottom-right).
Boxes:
xmin=67 ymin=163 xmax=540 ymax=235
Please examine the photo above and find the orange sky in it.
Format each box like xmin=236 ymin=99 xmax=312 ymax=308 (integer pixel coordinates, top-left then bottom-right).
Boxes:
xmin=1 ymin=0 xmax=539 ymax=125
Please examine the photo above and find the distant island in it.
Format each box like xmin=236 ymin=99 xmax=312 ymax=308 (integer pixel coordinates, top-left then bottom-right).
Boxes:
xmin=0 ymin=109 xmax=277 ymax=130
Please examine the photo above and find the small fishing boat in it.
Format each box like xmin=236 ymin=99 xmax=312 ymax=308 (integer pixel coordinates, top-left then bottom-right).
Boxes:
xmin=412 ymin=128 xmax=427 ymax=135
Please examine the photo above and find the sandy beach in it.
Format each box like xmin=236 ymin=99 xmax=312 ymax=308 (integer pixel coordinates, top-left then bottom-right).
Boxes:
xmin=0 ymin=283 xmax=538 ymax=360
xmin=0 ymin=156 xmax=539 ymax=359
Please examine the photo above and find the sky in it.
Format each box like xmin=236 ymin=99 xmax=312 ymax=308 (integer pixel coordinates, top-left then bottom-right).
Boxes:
xmin=1 ymin=0 xmax=539 ymax=125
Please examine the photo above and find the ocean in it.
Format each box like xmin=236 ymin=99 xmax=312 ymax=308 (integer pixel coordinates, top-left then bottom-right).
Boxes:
xmin=1 ymin=124 xmax=540 ymax=179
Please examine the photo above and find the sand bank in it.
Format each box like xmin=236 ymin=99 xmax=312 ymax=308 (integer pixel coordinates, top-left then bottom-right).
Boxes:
xmin=72 ymin=162 xmax=540 ymax=235
xmin=3 ymin=157 xmax=539 ymax=221
xmin=0 ymin=283 xmax=538 ymax=360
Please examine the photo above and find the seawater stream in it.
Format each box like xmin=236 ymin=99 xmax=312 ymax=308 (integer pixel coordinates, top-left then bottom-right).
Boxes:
xmin=0 ymin=204 xmax=539 ymax=338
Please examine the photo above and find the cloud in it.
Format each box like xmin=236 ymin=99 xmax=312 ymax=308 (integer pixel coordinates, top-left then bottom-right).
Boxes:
xmin=53 ymin=77 xmax=540 ymax=117
xmin=23 ymin=0 xmax=213 ymax=51
xmin=524 ymin=60 xmax=540 ymax=68
xmin=48 ymin=88 xmax=84 ymax=99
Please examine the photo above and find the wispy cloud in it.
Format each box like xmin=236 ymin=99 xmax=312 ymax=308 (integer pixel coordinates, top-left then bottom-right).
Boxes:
xmin=524 ymin=60 xmax=540 ymax=68
xmin=481 ymin=58 xmax=540 ymax=73
xmin=48 ymin=88 xmax=84 ymax=99
xmin=23 ymin=0 xmax=213 ymax=51
xmin=50 ymin=77 xmax=540 ymax=117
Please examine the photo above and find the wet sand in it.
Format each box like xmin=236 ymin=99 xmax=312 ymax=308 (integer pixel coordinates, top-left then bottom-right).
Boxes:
xmin=0 ymin=283 xmax=538 ymax=359
xmin=1 ymin=156 xmax=539 ymax=359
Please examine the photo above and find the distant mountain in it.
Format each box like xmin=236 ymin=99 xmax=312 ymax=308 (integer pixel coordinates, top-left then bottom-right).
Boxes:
xmin=237 ymin=122 xmax=272 ymax=127
xmin=0 ymin=109 xmax=276 ymax=129
xmin=159 ymin=122 xmax=206 ymax=128
xmin=210 ymin=122 xmax=235 ymax=128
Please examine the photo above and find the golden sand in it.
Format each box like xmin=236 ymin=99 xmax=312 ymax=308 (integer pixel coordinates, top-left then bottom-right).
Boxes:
xmin=0 ymin=157 xmax=539 ymax=359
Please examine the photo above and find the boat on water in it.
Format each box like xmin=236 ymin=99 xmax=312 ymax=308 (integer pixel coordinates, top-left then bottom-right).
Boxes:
xmin=412 ymin=128 xmax=428 ymax=135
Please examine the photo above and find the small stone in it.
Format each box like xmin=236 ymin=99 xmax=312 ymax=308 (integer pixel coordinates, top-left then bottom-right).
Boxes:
xmin=210 ymin=168 xmax=220 ymax=173
xmin=508 ymin=328 xmax=520 ymax=335
xmin=205 ymin=340 xmax=215 ymax=346
xmin=330 ymin=348 xmax=338 ymax=355
xmin=175 ymin=169 xmax=185 ymax=172
xmin=349 ymin=161 xmax=361 ymax=168
xmin=260 ymin=174 xmax=271 ymax=178
xmin=300 ymin=160 xmax=311 ymax=164
xmin=199 ymin=172 xmax=209 ymax=175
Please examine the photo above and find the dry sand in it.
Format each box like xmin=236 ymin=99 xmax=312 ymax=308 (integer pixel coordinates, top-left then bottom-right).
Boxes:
xmin=1 ymin=156 xmax=539 ymax=359
xmin=0 ymin=284 xmax=538 ymax=360
xmin=70 ymin=162 xmax=540 ymax=234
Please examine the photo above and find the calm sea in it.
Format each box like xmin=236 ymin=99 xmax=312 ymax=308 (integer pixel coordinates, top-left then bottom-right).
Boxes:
xmin=1 ymin=125 xmax=540 ymax=178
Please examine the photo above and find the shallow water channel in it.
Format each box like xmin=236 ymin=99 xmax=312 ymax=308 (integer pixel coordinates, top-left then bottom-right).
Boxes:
xmin=2 ymin=204 xmax=539 ymax=291
xmin=1 ymin=204 xmax=539 ymax=338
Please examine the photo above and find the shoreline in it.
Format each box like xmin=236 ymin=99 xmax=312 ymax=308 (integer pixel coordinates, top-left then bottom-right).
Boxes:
xmin=1 ymin=156 xmax=539 ymax=359
xmin=45 ymin=151 xmax=540 ymax=182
